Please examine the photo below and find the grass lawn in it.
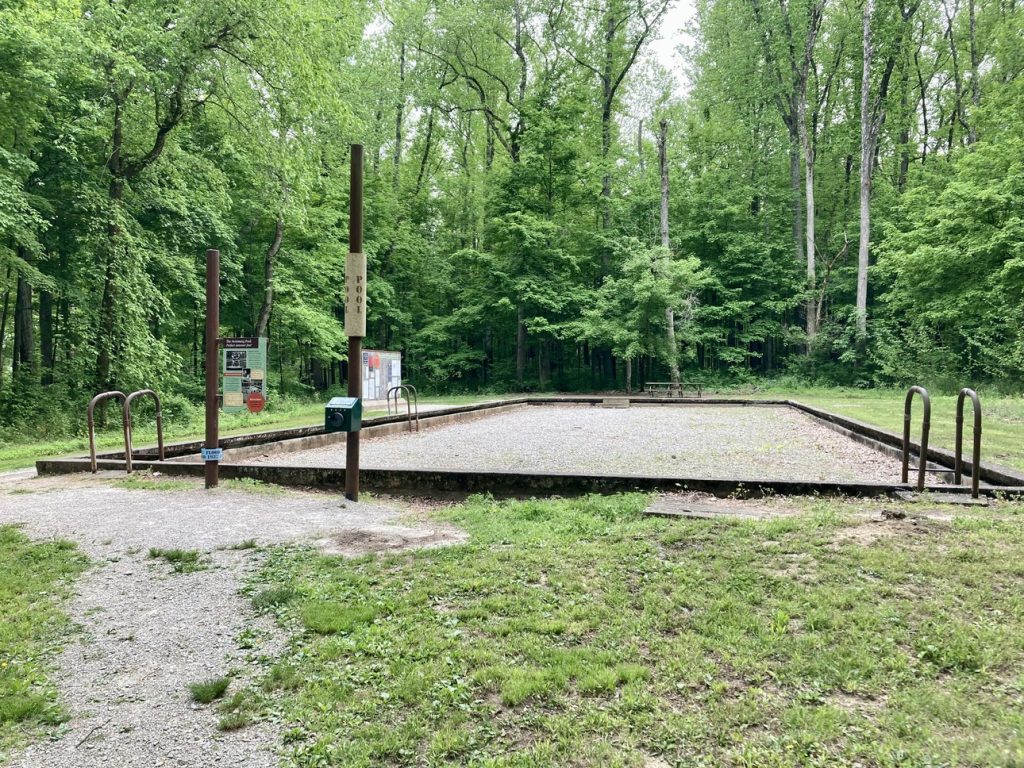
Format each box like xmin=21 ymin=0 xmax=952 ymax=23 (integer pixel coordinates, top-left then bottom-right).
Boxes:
xmin=0 ymin=394 xmax=497 ymax=473
xmin=247 ymin=494 xmax=1024 ymax=767
xmin=761 ymin=387 xmax=1024 ymax=471
xmin=0 ymin=526 xmax=87 ymax=757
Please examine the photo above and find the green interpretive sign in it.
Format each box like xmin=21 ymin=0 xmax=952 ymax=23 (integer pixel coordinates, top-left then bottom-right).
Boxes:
xmin=222 ymin=337 xmax=268 ymax=413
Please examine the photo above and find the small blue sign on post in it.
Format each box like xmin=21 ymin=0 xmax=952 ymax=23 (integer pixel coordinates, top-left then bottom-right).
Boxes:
xmin=201 ymin=447 xmax=223 ymax=461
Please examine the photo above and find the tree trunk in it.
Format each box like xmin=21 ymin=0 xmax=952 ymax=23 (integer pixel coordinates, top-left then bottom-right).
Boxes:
xmin=256 ymin=214 xmax=283 ymax=337
xmin=856 ymin=0 xmax=875 ymax=338
xmin=658 ymin=119 xmax=681 ymax=387
xmin=516 ymin=306 xmax=526 ymax=388
xmin=13 ymin=273 xmax=33 ymax=375
xmin=600 ymin=14 xmax=615 ymax=236
xmin=414 ymin=105 xmax=435 ymax=196
xmin=0 ymin=272 xmax=10 ymax=389
xmin=538 ymin=341 xmax=548 ymax=388
xmin=311 ymin=358 xmax=325 ymax=390
xmin=394 ymin=41 xmax=406 ymax=183
xmin=798 ymin=97 xmax=817 ymax=342
xmin=625 ymin=357 xmax=632 ymax=393
xmin=637 ymin=118 xmax=645 ymax=173
xmin=967 ymin=0 xmax=980 ymax=145
xmin=39 ymin=289 xmax=54 ymax=384
xmin=788 ymin=134 xmax=806 ymax=292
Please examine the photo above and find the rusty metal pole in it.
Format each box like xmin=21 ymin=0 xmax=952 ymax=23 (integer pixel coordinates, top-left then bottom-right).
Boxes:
xmin=955 ymin=388 xmax=982 ymax=498
xmin=345 ymin=145 xmax=364 ymax=501
xmin=205 ymin=248 xmax=220 ymax=489
xmin=902 ymin=385 xmax=931 ymax=492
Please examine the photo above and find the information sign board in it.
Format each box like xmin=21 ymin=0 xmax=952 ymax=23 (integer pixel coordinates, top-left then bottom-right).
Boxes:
xmin=222 ymin=337 xmax=268 ymax=413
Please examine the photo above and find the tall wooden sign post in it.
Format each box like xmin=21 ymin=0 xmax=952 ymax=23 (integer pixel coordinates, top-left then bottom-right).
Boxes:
xmin=345 ymin=145 xmax=365 ymax=501
xmin=204 ymin=248 xmax=220 ymax=489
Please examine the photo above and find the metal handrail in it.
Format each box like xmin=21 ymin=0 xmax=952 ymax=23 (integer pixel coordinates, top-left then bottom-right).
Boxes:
xmin=123 ymin=389 xmax=165 ymax=474
xmin=87 ymin=391 xmax=129 ymax=474
xmin=955 ymin=388 xmax=982 ymax=498
xmin=901 ymin=385 xmax=931 ymax=491
xmin=386 ymin=384 xmax=419 ymax=432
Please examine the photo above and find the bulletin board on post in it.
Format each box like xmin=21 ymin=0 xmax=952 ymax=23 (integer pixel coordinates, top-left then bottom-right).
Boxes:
xmin=222 ymin=337 xmax=268 ymax=413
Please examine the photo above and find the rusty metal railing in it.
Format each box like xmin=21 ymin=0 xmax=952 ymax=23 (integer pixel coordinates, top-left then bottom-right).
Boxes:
xmin=955 ymin=388 xmax=982 ymax=499
xmin=87 ymin=391 xmax=129 ymax=474
xmin=123 ymin=389 xmax=165 ymax=474
xmin=901 ymin=385 xmax=931 ymax=491
xmin=386 ymin=384 xmax=419 ymax=432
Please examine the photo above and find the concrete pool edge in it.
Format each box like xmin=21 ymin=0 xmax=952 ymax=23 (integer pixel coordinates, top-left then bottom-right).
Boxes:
xmin=37 ymin=395 xmax=1024 ymax=498
xmin=33 ymin=457 xmax=1024 ymax=499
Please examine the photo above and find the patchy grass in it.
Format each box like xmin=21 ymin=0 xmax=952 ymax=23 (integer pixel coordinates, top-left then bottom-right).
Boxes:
xmin=148 ymin=547 xmax=206 ymax=574
xmin=216 ymin=690 xmax=257 ymax=731
xmin=188 ymin=676 xmax=230 ymax=704
xmin=115 ymin=474 xmax=194 ymax=492
xmin=251 ymin=586 xmax=297 ymax=612
xmin=227 ymin=538 xmax=259 ymax=551
xmin=222 ymin=478 xmax=287 ymax=496
xmin=252 ymin=494 xmax=1024 ymax=767
xmin=0 ymin=526 xmax=87 ymax=756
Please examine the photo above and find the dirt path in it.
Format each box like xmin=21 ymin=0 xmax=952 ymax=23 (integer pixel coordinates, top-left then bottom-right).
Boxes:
xmin=0 ymin=472 xmax=463 ymax=767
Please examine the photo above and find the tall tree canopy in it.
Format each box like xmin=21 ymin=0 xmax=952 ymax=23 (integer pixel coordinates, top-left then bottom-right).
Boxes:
xmin=1 ymin=0 xmax=1021 ymax=435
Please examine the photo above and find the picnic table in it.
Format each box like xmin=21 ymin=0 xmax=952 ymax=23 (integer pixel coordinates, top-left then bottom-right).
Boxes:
xmin=644 ymin=381 xmax=702 ymax=398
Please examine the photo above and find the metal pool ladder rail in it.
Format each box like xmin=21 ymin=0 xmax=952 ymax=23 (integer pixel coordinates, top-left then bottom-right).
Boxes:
xmin=87 ymin=391 xmax=129 ymax=474
xmin=122 ymin=389 xmax=165 ymax=474
xmin=902 ymin=385 xmax=931 ymax=491
xmin=954 ymin=388 xmax=982 ymax=499
xmin=387 ymin=384 xmax=420 ymax=432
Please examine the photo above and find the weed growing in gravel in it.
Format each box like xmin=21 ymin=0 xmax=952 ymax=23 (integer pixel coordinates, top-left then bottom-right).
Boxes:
xmin=251 ymin=493 xmax=1024 ymax=766
xmin=217 ymin=711 xmax=251 ymax=731
xmin=0 ymin=527 xmax=86 ymax=755
xmin=216 ymin=691 xmax=256 ymax=731
xmin=148 ymin=548 xmax=205 ymax=573
xmin=188 ymin=677 xmax=230 ymax=704
xmin=228 ymin=539 xmax=259 ymax=551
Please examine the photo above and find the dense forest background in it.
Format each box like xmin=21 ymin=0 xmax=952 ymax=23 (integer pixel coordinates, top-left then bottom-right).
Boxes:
xmin=1 ymin=0 xmax=1022 ymax=436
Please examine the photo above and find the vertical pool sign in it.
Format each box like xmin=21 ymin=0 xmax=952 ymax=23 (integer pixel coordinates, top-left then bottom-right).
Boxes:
xmin=345 ymin=250 xmax=367 ymax=337
xmin=222 ymin=337 xmax=268 ymax=413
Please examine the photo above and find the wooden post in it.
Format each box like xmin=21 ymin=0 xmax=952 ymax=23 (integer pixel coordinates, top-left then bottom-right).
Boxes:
xmin=345 ymin=146 xmax=365 ymax=501
xmin=205 ymin=248 xmax=220 ymax=489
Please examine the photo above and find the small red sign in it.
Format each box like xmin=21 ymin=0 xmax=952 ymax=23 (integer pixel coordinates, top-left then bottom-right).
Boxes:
xmin=247 ymin=391 xmax=266 ymax=414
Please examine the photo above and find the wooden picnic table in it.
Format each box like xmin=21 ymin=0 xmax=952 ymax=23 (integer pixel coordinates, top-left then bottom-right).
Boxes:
xmin=644 ymin=381 xmax=702 ymax=398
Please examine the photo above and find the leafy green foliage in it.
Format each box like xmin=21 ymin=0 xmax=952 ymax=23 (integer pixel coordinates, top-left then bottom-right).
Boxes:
xmin=2 ymin=0 xmax=1022 ymax=433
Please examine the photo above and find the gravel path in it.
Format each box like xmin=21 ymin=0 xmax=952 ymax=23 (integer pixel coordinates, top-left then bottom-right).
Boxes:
xmin=0 ymin=472 xmax=463 ymax=767
xmin=249 ymin=404 xmax=904 ymax=483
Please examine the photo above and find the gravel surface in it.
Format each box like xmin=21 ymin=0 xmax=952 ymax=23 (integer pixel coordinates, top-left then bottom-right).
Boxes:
xmin=0 ymin=472 xmax=463 ymax=767
xmin=248 ymin=404 xmax=904 ymax=483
